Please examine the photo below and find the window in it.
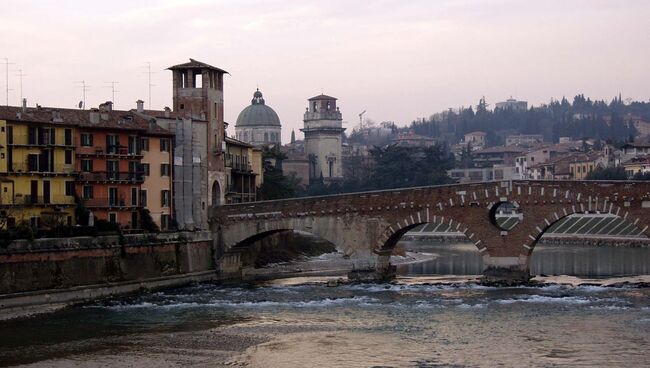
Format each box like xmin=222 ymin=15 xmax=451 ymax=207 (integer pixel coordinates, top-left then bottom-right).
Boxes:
xmin=161 ymin=214 xmax=170 ymax=230
xmin=160 ymin=163 xmax=170 ymax=176
xmin=140 ymin=138 xmax=149 ymax=151
xmin=107 ymin=160 xmax=119 ymax=180
xmin=141 ymin=163 xmax=150 ymax=176
xmin=161 ymin=190 xmax=170 ymax=207
xmin=139 ymin=190 xmax=147 ymax=207
xmin=131 ymin=187 xmax=138 ymax=206
xmin=160 ymin=138 xmax=170 ymax=152
xmin=128 ymin=161 xmax=139 ymax=179
xmin=128 ymin=136 xmax=138 ymax=155
xmin=30 ymin=217 xmax=40 ymax=228
xmin=109 ymin=213 xmax=117 ymax=223
xmin=27 ymin=154 xmax=39 ymax=172
xmin=64 ymin=149 xmax=73 ymax=165
xmin=81 ymin=133 xmax=93 ymax=147
xmin=108 ymin=187 xmax=118 ymax=206
xmin=83 ymin=185 xmax=93 ymax=199
xmin=81 ymin=159 xmax=93 ymax=172
xmin=64 ymin=129 xmax=73 ymax=146
xmin=180 ymin=103 xmax=184 ymax=110
xmin=65 ymin=181 xmax=75 ymax=196
xmin=107 ymin=135 xmax=119 ymax=154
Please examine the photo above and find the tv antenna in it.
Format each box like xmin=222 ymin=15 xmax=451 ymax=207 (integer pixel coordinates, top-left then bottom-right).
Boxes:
xmin=358 ymin=110 xmax=366 ymax=130
xmin=143 ymin=62 xmax=155 ymax=108
xmin=104 ymin=81 xmax=119 ymax=104
xmin=74 ymin=80 xmax=90 ymax=109
xmin=1 ymin=58 xmax=14 ymax=106
xmin=14 ymin=68 xmax=26 ymax=104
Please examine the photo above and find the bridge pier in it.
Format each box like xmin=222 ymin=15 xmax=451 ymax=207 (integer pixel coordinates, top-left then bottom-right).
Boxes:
xmin=347 ymin=254 xmax=396 ymax=282
xmin=480 ymin=255 xmax=531 ymax=285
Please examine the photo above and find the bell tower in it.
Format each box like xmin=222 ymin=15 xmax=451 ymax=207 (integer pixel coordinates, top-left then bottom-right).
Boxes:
xmin=168 ymin=58 xmax=228 ymax=208
xmin=168 ymin=58 xmax=228 ymax=172
xmin=301 ymin=94 xmax=345 ymax=183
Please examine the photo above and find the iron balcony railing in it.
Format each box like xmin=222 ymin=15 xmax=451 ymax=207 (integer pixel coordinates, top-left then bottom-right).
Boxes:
xmin=0 ymin=195 xmax=75 ymax=206
xmin=76 ymin=145 xmax=142 ymax=157
xmin=7 ymin=134 xmax=75 ymax=147
xmin=83 ymin=197 xmax=141 ymax=208
xmin=7 ymin=162 xmax=76 ymax=175
xmin=78 ymin=171 xmax=145 ymax=183
xmin=225 ymin=158 xmax=252 ymax=172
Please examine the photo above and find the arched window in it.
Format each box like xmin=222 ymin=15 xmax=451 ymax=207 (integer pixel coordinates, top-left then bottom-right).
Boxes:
xmin=264 ymin=132 xmax=269 ymax=142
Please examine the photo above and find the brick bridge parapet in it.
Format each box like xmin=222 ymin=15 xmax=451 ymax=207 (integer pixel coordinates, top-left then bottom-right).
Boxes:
xmin=209 ymin=180 xmax=650 ymax=283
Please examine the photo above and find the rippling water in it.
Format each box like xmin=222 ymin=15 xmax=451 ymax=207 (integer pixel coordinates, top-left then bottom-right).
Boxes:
xmin=2 ymin=242 xmax=650 ymax=367
xmin=2 ymin=278 xmax=650 ymax=367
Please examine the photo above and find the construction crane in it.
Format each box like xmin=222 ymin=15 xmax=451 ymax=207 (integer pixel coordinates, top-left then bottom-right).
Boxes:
xmin=358 ymin=110 xmax=366 ymax=130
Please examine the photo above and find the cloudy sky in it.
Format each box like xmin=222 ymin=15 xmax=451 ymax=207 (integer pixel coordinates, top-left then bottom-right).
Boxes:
xmin=1 ymin=0 xmax=649 ymax=142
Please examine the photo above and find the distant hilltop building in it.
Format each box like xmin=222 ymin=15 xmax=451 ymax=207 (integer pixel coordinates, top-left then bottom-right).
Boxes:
xmin=235 ymin=89 xmax=282 ymax=146
xmin=301 ymin=94 xmax=345 ymax=182
xmin=505 ymin=134 xmax=544 ymax=147
xmin=495 ymin=98 xmax=528 ymax=112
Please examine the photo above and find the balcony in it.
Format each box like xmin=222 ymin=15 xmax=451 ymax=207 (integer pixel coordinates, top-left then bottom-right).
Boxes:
xmin=7 ymin=134 xmax=75 ymax=148
xmin=76 ymin=145 xmax=143 ymax=158
xmin=78 ymin=171 xmax=145 ymax=183
xmin=6 ymin=163 xmax=77 ymax=176
xmin=83 ymin=197 xmax=141 ymax=209
xmin=0 ymin=195 xmax=75 ymax=206
xmin=225 ymin=158 xmax=253 ymax=173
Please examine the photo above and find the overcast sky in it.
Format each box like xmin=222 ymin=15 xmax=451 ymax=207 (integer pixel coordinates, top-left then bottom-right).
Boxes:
xmin=1 ymin=0 xmax=649 ymax=143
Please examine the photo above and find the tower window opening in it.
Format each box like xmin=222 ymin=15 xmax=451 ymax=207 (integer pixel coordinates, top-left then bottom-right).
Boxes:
xmin=194 ymin=73 xmax=203 ymax=88
xmin=181 ymin=73 xmax=187 ymax=88
xmin=327 ymin=102 xmax=331 ymax=110
xmin=180 ymin=103 xmax=184 ymax=110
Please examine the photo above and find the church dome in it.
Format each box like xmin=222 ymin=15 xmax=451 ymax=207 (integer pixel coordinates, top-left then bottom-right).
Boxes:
xmin=235 ymin=89 xmax=281 ymax=127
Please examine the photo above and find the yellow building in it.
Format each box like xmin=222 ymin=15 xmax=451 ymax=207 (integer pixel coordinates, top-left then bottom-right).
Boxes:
xmin=0 ymin=111 xmax=77 ymax=229
xmin=224 ymin=137 xmax=263 ymax=203
xmin=568 ymin=153 xmax=606 ymax=180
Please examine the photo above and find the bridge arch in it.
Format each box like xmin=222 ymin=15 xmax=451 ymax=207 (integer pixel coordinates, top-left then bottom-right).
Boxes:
xmin=374 ymin=209 xmax=483 ymax=273
xmin=518 ymin=202 xmax=650 ymax=256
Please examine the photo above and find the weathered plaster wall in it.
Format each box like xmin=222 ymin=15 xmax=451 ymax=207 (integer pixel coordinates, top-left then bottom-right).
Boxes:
xmin=0 ymin=231 xmax=213 ymax=295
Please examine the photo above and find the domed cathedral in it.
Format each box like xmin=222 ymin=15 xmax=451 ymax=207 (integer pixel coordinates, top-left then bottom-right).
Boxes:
xmin=235 ymin=89 xmax=282 ymax=146
xmin=301 ymin=94 xmax=345 ymax=183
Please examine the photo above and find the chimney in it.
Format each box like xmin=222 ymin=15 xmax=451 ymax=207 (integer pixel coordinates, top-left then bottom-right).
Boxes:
xmin=164 ymin=106 xmax=171 ymax=118
xmin=89 ymin=108 xmax=100 ymax=124
xmin=21 ymin=98 xmax=27 ymax=113
xmin=136 ymin=100 xmax=144 ymax=113
xmin=99 ymin=101 xmax=113 ymax=112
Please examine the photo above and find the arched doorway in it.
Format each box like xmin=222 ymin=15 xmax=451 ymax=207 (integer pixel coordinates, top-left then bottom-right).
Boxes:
xmin=212 ymin=181 xmax=221 ymax=206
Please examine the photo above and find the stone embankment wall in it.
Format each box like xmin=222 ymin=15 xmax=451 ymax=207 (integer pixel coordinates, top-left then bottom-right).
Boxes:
xmin=0 ymin=231 xmax=214 ymax=295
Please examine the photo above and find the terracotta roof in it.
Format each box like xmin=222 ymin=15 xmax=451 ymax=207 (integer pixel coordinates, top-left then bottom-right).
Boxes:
xmin=308 ymin=94 xmax=337 ymax=101
xmin=465 ymin=131 xmax=487 ymax=136
xmin=623 ymin=139 xmax=650 ymax=148
xmin=475 ymin=146 xmax=527 ymax=154
xmin=225 ymin=136 xmax=253 ymax=148
xmin=0 ymin=105 xmax=173 ymax=136
xmin=167 ymin=58 xmax=229 ymax=74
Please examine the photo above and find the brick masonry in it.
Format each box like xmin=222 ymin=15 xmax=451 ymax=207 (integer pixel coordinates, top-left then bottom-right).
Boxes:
xmin=210 ymin=180 xmax=650 ymax=282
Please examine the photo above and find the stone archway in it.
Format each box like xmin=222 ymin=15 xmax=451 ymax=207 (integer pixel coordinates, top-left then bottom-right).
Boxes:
xmin=212 ymin=180 xmax=221 ymax=206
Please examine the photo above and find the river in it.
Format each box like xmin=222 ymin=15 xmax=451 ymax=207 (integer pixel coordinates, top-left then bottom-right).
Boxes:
xmin=1 ymin=242 xmax=650 ymax=367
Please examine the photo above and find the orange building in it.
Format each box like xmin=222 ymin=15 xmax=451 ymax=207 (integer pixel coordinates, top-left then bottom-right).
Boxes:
xmin=75 ymin=102 xmax=171 ymax=229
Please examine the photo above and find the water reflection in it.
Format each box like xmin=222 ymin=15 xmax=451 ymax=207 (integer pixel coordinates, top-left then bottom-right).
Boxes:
xmin=398 ymin=240 xmax=650 ymax=277
xmin=531 ymin=245 xmax=650 ymax=277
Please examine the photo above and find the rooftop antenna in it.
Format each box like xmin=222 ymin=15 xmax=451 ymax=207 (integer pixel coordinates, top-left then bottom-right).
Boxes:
xmin=143 ymin=62 xmax=155 ymax=108
xmin=104 ymin=81 xmax=119 ymax=104
xmin=358 ymin=110 xmax=366 ymax=130
xmin=74 ymin=80 xmax=90 ymax=109
xmin=1 ymin=58 xmax=14 ymax=106
xmin=14 ymin=68 xmax=26 ymax=104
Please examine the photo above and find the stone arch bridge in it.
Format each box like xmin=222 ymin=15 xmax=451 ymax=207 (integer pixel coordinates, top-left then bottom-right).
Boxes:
xmin=209 ymin=180 xmax=650 ymax=283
